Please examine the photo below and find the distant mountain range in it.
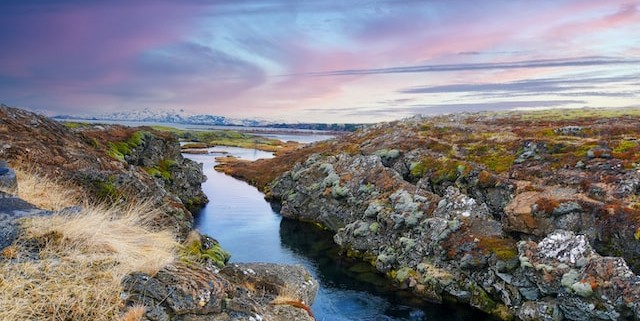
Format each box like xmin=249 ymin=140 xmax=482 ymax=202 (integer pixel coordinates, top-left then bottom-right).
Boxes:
xmin=54 ymin=108 xmax=362 ymax=132
xmin=54 ymin=108 xmax=263 ymax=126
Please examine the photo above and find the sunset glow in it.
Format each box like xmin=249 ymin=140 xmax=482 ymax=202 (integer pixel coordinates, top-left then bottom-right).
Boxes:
xmin=1 ymin=0 xmax=638 ymax=122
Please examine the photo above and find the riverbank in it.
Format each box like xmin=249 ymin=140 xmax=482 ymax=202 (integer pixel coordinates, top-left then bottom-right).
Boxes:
xmin=0 ymin=104 xmax=319 ymax=321
xmin=187 ymin=143 xmax=491 ymax=320
xmin=216 ymin=108 xmax=640 ymax=320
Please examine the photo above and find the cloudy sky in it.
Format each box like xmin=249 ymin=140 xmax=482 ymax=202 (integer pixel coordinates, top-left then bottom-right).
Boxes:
xmin=1 ymin=0 xmax=638 ymax=123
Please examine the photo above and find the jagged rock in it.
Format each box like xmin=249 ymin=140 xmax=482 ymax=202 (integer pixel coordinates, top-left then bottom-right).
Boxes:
xmin=516 ymin=230 xmax=640 ymax=320
xmin=220 ymin=263 xmax=318 ymax=306
xmin=122 ymin=262 xmax=318 ymax=321
xmin=216 ymin=107 xmax=640 ymax=319
xmin=516 ymin=298 xmax=563 ymax=321
xmin=122 ymin=263 xmax=233 ymax=321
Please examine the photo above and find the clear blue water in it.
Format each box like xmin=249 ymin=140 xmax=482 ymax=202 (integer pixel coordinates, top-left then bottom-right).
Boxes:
xmin=186 ymin=144 xmax=490 ymax=321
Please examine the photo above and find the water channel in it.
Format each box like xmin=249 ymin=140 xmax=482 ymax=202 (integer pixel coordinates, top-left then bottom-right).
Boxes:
xmin=186 ymin=143 xmax=489 ymax=321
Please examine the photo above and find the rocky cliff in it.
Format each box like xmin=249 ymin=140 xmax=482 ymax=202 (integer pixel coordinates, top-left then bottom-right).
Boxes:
xmin=0 ymin=104 xmax=207 ymax=236
xmin=0 ymin=104 xmax=319 ymax=321
xmin=220 ymin=109 xmax=640 ymax=320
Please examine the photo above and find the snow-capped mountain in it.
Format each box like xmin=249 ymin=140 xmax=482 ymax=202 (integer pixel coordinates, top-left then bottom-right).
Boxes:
xmin=54 ymin=108 xmax=270 ymax=127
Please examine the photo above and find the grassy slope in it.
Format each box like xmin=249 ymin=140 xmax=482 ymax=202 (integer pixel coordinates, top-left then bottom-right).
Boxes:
xmin=151 ymin=125 xmax=302 ymax=153
xmin=0 ymin=169 xmax=177 ymax=321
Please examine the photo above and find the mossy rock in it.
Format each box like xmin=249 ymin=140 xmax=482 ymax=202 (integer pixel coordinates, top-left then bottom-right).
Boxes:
xmin=181 ymin=235 xmax=231 ymax=269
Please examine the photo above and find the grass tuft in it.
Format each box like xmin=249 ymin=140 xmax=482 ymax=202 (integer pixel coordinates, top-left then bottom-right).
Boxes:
xmin=118 ymin=305 xmax=146 ymax=321
xmin=0 ymin=165 xmax=80 ymax=211
xmin=0 ymin=168 xmax=178 ymax=321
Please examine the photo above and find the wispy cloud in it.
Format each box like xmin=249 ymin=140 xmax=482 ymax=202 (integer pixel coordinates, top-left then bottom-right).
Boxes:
xmin=299 ymin=57 xmax=640 ymax=77
xmin=399 ymin=74 xmax=639 ymax=94
xmin=0 ymin=0 xmax=638 ymax=122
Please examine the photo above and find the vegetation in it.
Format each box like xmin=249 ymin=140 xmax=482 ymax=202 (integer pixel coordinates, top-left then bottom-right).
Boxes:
xmin=4 ymin=164 xmax=80 ymax=211
xmin=106 ymin=130 xmax=147 ymax=161
xmin=62 ymin=121 xmax=91 ymax=129
xmin=150 ymin=126 xmax=301 ymax=153
xmin=0 ymin=169 xmax=177 ymax=321
xmin=180 ymin=231 xmax=231 ymax=268
xmin=144 ymin=159 xmax=176 ymax=181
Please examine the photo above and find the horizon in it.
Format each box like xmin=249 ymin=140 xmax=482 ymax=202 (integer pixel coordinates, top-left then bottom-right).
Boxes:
xmin=1 ymin=1 xmax=638 ymax=123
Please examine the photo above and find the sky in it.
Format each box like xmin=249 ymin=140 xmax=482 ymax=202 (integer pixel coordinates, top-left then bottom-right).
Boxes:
xmin=0 ymin=0 xmax=639 ymax=123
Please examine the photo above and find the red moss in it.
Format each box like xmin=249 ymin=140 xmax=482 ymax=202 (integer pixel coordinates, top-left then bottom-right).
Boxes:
xmin=534 ymin=198 xmax=561 ymax=215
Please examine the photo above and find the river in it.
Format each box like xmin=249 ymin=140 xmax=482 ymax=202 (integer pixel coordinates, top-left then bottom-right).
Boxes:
xmin=185 ymin=144 xmax=489 ymax=321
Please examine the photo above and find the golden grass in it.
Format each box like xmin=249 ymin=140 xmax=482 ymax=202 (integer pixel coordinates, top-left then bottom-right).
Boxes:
xmin=0 ymin=164 xmax=81 ymax=211
xmin=0 ymin=168 xmax=178 ymax=321
xmin=118 ymin=305 xmax=146 ymax=321
xmin=270 ymin=285 xmax=314 ymax=318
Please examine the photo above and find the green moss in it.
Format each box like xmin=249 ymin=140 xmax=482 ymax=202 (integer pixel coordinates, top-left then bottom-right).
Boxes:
xmin=478 ymin=237 xmax=518 ymax=261
xmin=394 ymin=267 xmax=416 ymax=283
xmin=614 ymin=140 xmax=638 ymax=153
xmin=470 ymin=283 xmax=497 ymax=312
xmin=410 ymin=156 xmax=469 ymax=183
xmin=466 ymin=144 xmax=514 ymax=173
xmin=127 ymin=130 xmax=146 ymax=146
xmin=180 ymin=238 xmax=231 ymax=268
xmin=572 ymin=143 xmax=599 ymax=158
xmin=107 ymin=142 xmax=130 ymax=161
xmin=107 ymin=131 xmax=148 ymax=161
xmin=62 ymin=121 xmax=90 ymax=129
xmin=144 ymin=158 xmax=176 ymax=181
xmin=94 ymin=176 xmax=120 ymax=201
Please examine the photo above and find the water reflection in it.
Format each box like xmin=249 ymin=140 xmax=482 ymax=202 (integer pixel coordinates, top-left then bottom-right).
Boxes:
xmin=279 ymin=218 xmax=488 ymax=321
xmin=187 ymin=144 xmax=491 ymax=321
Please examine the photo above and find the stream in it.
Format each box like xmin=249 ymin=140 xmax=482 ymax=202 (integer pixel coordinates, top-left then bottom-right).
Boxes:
xmin=185 ymin=144 xmax=489 ymax=321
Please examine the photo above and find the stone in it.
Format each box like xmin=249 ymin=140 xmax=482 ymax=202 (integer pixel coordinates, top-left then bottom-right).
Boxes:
xmin=220 ymin=263 xmax=318 ymax=306
xmin=0 ymin=191 xmax=52 ymax=249
xmin=0 ymin=161 xmax=17 ymax=191
xmin=517 ymin=299 xmax=563 ymax=321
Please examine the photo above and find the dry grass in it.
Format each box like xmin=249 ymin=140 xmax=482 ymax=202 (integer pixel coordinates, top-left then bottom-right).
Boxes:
xmin=271 ymin=285 xmax=314 ymax=318
xmin=0 ymin=168 xmax=178 ymax=321
xmin=118 ymin=305 xmax=146 ymax=321
xmin=1 ymin=164 xmax=80 ymax=211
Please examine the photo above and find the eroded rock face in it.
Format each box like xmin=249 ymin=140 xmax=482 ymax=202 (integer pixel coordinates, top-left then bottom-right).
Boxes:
xmin=122 ymin=263 xmax=318 ymax=321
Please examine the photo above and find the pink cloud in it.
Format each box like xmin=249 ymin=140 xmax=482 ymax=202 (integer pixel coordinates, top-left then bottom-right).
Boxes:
xmin=0 ymin=3 xmax=197 ymax=86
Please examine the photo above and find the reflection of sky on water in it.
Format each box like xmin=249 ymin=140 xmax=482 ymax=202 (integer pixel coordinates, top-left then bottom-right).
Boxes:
xmin=185 ymin=136 xmax=488 ymax=321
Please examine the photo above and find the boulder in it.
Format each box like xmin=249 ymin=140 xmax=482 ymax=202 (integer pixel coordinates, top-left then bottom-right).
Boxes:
xmin=122 ymin=262 xmax=318 ymax=321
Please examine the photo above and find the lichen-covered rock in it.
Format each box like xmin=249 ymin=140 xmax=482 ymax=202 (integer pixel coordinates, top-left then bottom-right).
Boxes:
xmin=222 ymin=108 xmax=640 ymax=320
xmin=122 ymin=262 xmax=319 ymax=321
xmin=516 ymin=230 xmax=640 ymax=320
xmin=220 ymin=263 xmax=318 ymax=307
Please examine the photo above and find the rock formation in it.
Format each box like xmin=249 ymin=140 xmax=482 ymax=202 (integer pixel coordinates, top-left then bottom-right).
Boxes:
xmin=221 ymin=110 xmax=640 ymax=320
xmin=0 ymin=105 xmax=319 ymax=321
